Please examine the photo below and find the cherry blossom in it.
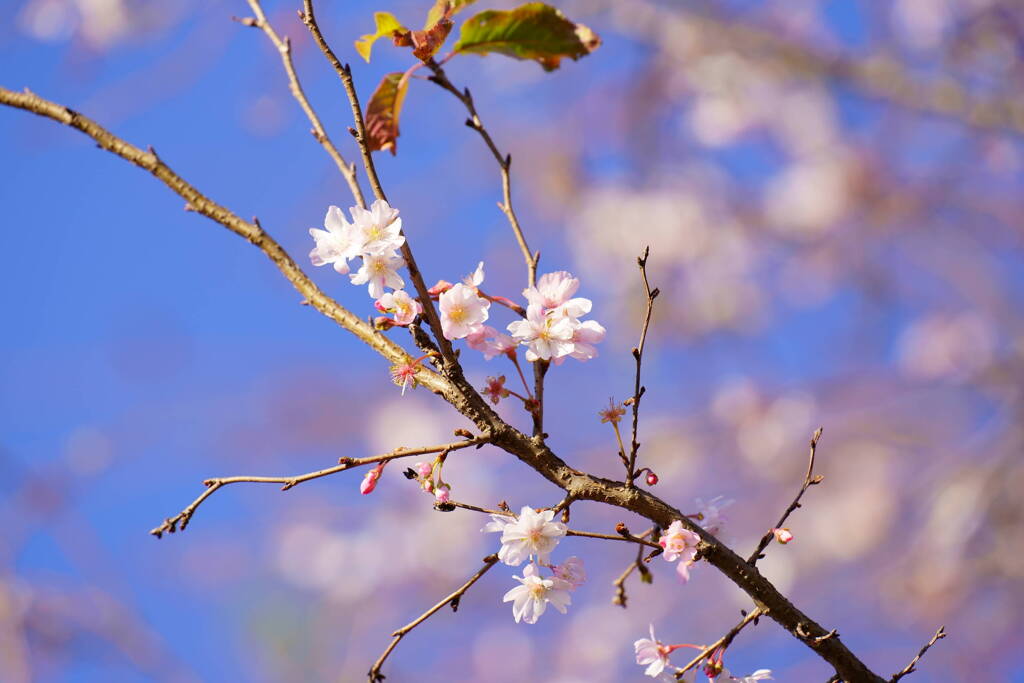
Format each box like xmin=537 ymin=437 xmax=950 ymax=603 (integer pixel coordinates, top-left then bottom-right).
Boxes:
xmin=309 ymin=205 xmax=360 ymax=274
xmin=462 ymin=261 xmax=485 ymax=288
xmin=502 ymin=562 xmax=572 ymax=624
xmin=492 ymin=505 xmax=567 ymax=566
xmin=375 ymin=290 xmax=422 ymax=326
xmin=390 ymin=361 xmax=419 ymax=395
xmin=554 ymin=319 xmax=607 ymax=364
xmin=635 ymin=624 xmax=673 ymax=677
xmin=466 ymin=325 xmax=518 ymax=360
xmin=695 ymin=496 xmax=734 ymax=536
xmin=507 ymin=304 xmax=575 ymax=361
xmin=726 ymin=669 xmax=773 ymax=682
xmin=434 ymin=485 xmax=451 ymax=504
xmin=351 ymin=253 xmax=406 ymax=298
xmin=414 ymin=462 xmax=433 ymax=479
xmin=439 ymin=283 xmax=491 ymax=340
xmin=659 ymin=520 xmax=701 ymax=582
xmin=482 ymin=375 xmax=510 ymax=404
xmin=349 ymin=199 xmax=405 ymax=255
xmin=523 ymin=270 xmax=579 ymax=310
xmin=552 ymin=556 xmax=587 ymax=589
xmin=481 ymin=512 xmax=514 ymax=535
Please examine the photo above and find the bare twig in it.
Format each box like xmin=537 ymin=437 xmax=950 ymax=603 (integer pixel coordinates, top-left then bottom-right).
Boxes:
xmin=889 ymin=626 xmax=946 ymax=682
xmin=747 ymin=427 xmax=825 ymax=565
xmin=565 ymin=528 xmax=661 ymax=549
xmin=368 ymin=554 xmax=499 ymax=681
xmin=626 ymin=247 xmax=659 ymax=486
xmin=150 ymin=436 xmax=487 ymax=537
xmin=239 ymin=1 xmax=365 ymax=206
xmin=675 ymin=607 xmax=766 ymax=679
xmin=298 ymin=0 xmax=457 ymax=368
xmin=612 ymin=526 xmax=656 ymax=607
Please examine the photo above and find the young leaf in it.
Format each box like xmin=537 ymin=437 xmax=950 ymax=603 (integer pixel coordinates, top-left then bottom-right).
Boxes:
xmin=355 ymin=12 xmax=407 ymax=63
xmin=453 ymin=2 xmax=600 ymax=72
xmin=365 ymin=72 xmax=410 ymax=155
xmin=424 ymin=0 xmax=478 ymax=29
xmin=407 ymin=3 xmax=455 ymax=61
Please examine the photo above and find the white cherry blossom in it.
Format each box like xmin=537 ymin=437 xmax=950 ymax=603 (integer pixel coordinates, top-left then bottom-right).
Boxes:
xmin=496 ymin=505 xmax=566 ymax=566
xmin=659 ymin=520 xmax=701 ymax=582
xmin=726 ymin=669 xmax=773 ymax=682
xmin=350 ymin=253 xmax=406 ymax=298
xmin=350 ymin=199 xmax=405 ymax=255
xmin=502 ymin=562 xmax=571 ymax=624
xmin=635 ymin=624 xmax=672 ymax=677
xmin=375 ymin=290 xmax=422 ymax=326
xmin=466 ymin=325 xmax=518 ymax=360
xmin=523 ymin=271 xmax=579 ymax=310
xmin=309 ymin=205 xmax=361 ymax=274
xmin=507 ymin=304 xmax=575 ymax=362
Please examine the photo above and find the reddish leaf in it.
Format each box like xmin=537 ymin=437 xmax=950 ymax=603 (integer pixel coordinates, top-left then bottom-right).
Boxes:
xmin=365 ymin=72 xmax=410 ymax=155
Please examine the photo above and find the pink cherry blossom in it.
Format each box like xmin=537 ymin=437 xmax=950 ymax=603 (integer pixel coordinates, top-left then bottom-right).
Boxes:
xmin=349 ymin=199 xmax=405 ymax=255
xmin=553 ymin=556 xmax=587 ymax=590
xmin=350 ymin=253 xmax=406 ymax=298
xmin=502 ymin=562 xmax=572 ymax=624
xmin=414 ymin=462 xmax=433 ymax=479
xmin=434 ymin=485 xmax=451 ymax=504
xmin=635 ymin=624 xmax=672 ymax=678
xmin=375 ymin=290 xmax=422 ymax=326
xmin=390 ymin=361 xmax=419 ymax=395
xmin=696 ymin=496 xmax=734 ymax=536
xmin=439 ymin=283 xmax=490 ymax=340
xmin=309 ymin=205 xmax=360 ymax=274
xmin=507 ymin=304 xmax=575 ymax=362
xmin=463 ymin=261 xmax=485 ymax=288
xmin=496 ymin=505 xmax=567 ymax=566
xmin=466 ymin=325 xmax=518 ymax=360
xmin=523 ymin=271 xmax=579 ymax=310
xmin=659 ymin=520 xmax=701 ymax=583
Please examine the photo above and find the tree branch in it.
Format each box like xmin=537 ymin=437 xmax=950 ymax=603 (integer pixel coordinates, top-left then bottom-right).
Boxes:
xmin=150 ymin=436 xmax=487 ymax=537
xmin=675 ymin=607 xmax=765 ymax=679
xmin=889 ymin=626 xmax=946 ymax=682
xmin=626 ymin=247 xmax=659 ymax=486
xmin=0 ymin=86 xmax=448 ymax=397
xmin=368 ymin=554 xmax=499 ymax=682
xmin=747 ymin=427 xmax=825 ymax=565
xmin=237 ymin=3 xmax=364 ymax=206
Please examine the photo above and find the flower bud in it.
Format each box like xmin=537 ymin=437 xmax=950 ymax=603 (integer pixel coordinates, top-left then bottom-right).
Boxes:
xmin=773 ymin=527 xmax=794 ymax=544
xmin=646 ymin=471 xmax=659 ymax=486
xmin=415 ymin=461 xmax=433 ymax=479
xmin=434 ymin=485 xmax=451 ymax=504
xmin=360 ymin=463 xmax=385 ymax=495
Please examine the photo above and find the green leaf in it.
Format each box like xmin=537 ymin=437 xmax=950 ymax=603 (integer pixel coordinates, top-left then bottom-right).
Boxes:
xmin=354 ymin=12 xmax=407 ymax=63
xmin=453 ymin=2 xmax=600 ymax=72
xmin=424 ymin=0 xmax=478 ymax=30
xmin=364 ymin=72 xmax=410 ymax=155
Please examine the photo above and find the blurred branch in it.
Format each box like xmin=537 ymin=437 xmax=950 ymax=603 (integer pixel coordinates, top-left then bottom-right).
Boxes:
xmin=626 ymin=247 xmax=659 ymax=486
xmin=618 ymin=1 xmax=1024 ymax=135
xmin=674 ymin=607 xmax=766 ymax=680
xmin=369 ymin=554 xmax=499 ymax=682
xmin=298 ymin=0 xmax=458 ymax=369
xmin=889 ymin=626 xmax=947 ymax=682
xmin=747 ymin=427 xmax=825 ymax=566
xmin=236 ymin=2 xmax=366 ymax=206
xmin=150 ymin=435 xmax=488 ymax=537
xmin=0 ymin=86 xmax=448 ymax=395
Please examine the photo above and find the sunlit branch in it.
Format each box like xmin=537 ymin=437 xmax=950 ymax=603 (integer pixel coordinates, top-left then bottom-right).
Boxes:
xmin=368 ymin=554 xmax=499 ymax=682
xmin=150 ymin=436 xmax=489 ymax=537
xmin=674 ymin=607 xmax=766 ymax=680
xmin=747 ymin=427 xmax=824 ymax=565
xmin=612 ymin=527 xmax=656 ymax=607
xmin=889 ymin=626 xmax=946 ymax=682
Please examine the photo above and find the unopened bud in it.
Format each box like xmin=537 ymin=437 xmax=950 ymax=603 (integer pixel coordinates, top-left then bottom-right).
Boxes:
xmin=773 ymin=527 xmax=794 ymax=544
xmin=645 ymin=471 xmax=659 ymax=486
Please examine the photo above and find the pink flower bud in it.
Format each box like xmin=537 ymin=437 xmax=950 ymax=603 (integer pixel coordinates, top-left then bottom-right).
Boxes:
xmin=773 ymin=528 xmax=794 ymax=544
xmin=360 ymin=463 xmax=385 ymax=495
xmin=415 ymin=461 xmax=433 ymax=479
xmin=646 ymin=471 xmax=659 ymax=486
xmin=434 ymin=485 xmax=451 ymax=504
xmin=427 ymin=279 xmax=453 ymax=296
xmin=421 ymin=479 xmax=434 ymax=493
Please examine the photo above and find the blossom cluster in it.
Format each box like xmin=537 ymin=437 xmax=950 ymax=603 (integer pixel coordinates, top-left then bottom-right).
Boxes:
xmin=635 ymin=624 xmax=773 ymax=681
xmin=409 ymin=459 xmax=450 ymax=504
xmin=482 ymin=506 xmax=585 ymax=624
xmin=308 ymin=199 xmax=422 ymax=325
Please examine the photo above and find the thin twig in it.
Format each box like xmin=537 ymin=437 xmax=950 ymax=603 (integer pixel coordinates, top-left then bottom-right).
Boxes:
xmin=674 ymin=607 xmax=766 ymax=679
xmin=747 ymin=427 xmax=825 ymax=565
xmin=368 ymin=554 xmax=499 ymax=681
xmin=150 ymin=436 xmax=487 ymax=537
xmin=626 ymin=247 xmax=659 ymax=486
xmin=889 ymin=626 xmax=946 ymax=682
xmin=0 ymin=87 xmax=449 ymax=399
xmin=566 ymin=528 xmax=661 ymax=549
xmin=299 ymin=0 xmax=457 ymax=368
xmin=239 ymin=2 xmax=365 ymax=206
xmin=612 ymin=526 xmax=655 ymax=607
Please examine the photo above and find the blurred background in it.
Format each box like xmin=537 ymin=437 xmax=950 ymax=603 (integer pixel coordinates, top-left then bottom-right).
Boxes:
xmin=2 ymin=0 xmax=1023 ymax=680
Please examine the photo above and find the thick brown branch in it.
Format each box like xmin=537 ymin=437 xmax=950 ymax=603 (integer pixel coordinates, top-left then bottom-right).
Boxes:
xmin=368 ymin=554 xmax=499 ymax=682
xmin=747 ymin=427 xmax=825 ymax=565
xmin=150 ymin=437 xmax=487 ymax=537
xmin=626 ymin=247 xmax=659 ymax=485
xmin=239 ymin=1 xmax=365 ymax=206
xmin=0 ymin=87 xmax=448 ymax=398
xmin=889 ymin=626 xmax=946 ymax=682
